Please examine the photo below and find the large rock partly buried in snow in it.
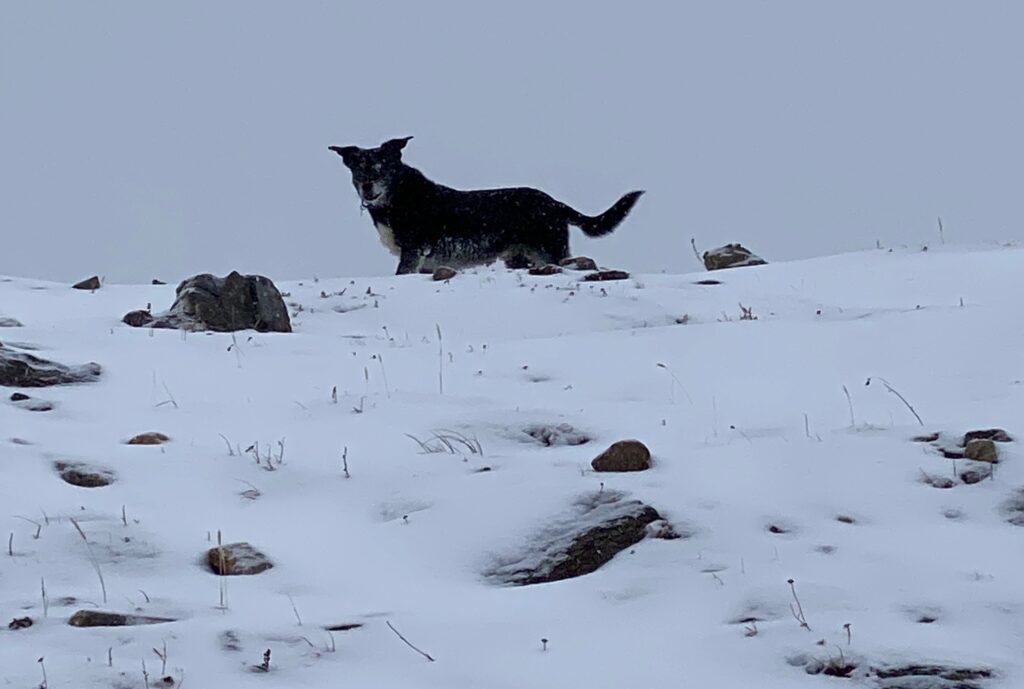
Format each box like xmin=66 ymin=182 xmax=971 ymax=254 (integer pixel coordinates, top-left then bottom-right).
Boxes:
xmin=125 ymin=271 xmax=291 ymax=333
xmin=703 ymin=243 xmax=767 ymax=271
xmin=0 ymin=344 xmax=101 ymax=388
xmin=485 ymin=492 xmax=671 ymax=586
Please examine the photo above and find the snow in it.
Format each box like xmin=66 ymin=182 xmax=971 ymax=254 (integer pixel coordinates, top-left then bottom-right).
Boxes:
xmin=1 ymin=244 xmax=1023 ymax=688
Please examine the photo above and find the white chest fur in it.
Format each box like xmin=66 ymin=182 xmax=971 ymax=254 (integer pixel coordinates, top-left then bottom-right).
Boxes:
xmin=374 ymin=221 xmax=401 ymax=256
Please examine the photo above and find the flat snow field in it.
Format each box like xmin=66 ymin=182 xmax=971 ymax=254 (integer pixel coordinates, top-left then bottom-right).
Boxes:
xmin=2 ymin=245 xmax=1023 ymax=688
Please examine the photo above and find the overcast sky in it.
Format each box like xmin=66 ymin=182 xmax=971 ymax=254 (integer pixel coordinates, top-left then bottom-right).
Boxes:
xmin=2 ymin=2 xmax=1022 ymax=284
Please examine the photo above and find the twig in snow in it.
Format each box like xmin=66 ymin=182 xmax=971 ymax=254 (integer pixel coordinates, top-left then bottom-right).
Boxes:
xmin=155 ymin=382 xmax=179 ymax=409
xmin=656 ymin=362 xmax=693 ymax=404
xmin=865 ymin=377 xmax=924 ymax=426
xmin=70 ymin=518 xmax=107 ymax=603
xmin=386 ymin=620 xmax=435 ymax=662
xmin=287 ymin=594 xmax=303 ymax=626
xmin=842 ymin=385 xmax=856 ymax=427
xmin=436 ymin=324 xmax=444 ymax=395
xmin=788 ymin=578 xmax=811 ymax=631
xmin=690 ymin=237 xmax=704 ymax=267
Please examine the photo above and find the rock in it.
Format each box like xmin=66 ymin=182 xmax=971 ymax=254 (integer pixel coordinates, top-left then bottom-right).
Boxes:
xmin=528 ymin=264 xmax=562 ymax=276
xmin=208 ymin=542 xmax=273 ymax=575
xmin=912 ymin=432 xmax=941 ymax=443
xmin=591 ymin=439 xmax=651 ymax=472
xmin=702 ymin=243 xmax=767 ymax=271
xmin=68 ymin=610 xmax=175 ymax=627
xmin=8 ymin=616 xmax=32 ymax=630
xmin=583 ymin=269 xmax=630 ymax=281
xmin=0 ymin=317 xmax=22 ymax=327
xmin=152 ymin=278 xmax=166 ymax=285
xmin=21 ymin=399 xmax=54 ymax=412
xmin=960 ymin=468 xmax=991 ymax=484
xmin=963 ymin=428 xmax=1012 ymax=444
xmin=72 ymin=275 xmax=102 ymax=290
xmin=129 ymin=272 xmax=291 ymax=333
xmin=0 ymin=343 xmax=101 ymax=388
xmin=55 ymin=461 xmax=115 ymax=488
xmin=10 ymin=391 xmax=54 ymax=411
xmin=873 ymin=664 xmax=992 ymax=684
xmin=432 ymin=266 xmax=457 ymax=282
xmin=122 ymin=309 xmax=154 ymax=327
xmin=127 ymin=432 xmax=170 ymax=445
xmin=1003 ymin=489 xmax=1024 ymax=526
xmin=485 ymin=491 xmax=667 ymax=585
xmin=559 ymin=256 xmax=598 ymax=271
xmin=964 ymin=438 xmax=998 ymax=463
xmin=523 ymin=423 xmax=590 ymax=447
xmin=693 ymin=279 xmax=721 ymax=286
xmin=325 ymin=622 xmax=364 ymax=632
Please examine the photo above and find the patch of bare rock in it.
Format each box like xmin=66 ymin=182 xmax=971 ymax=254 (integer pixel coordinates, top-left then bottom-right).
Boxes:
xmin=68 ymin=610 xmax=175 ymax=627
xmin=591 ymin=439 xmax=651 ymax=472
xmin=127 ymin=432 xmax=171 ymax=445
xmin=485 ymin=491 xmax=679 ymax=586
xmin=702 ymin=243 xmax=767 ymax=271
xmin=55 ymin=461 xmax=115 ymax=488
xmin=0 ymin=344 xmax=101 ymax=387
xmin=72 ymin=275 xmax=102 ymax=290
xmin=123 ymin=272 xmax=291 ymax=333
xmin=207 ymin=542 xmax=273 ymax=575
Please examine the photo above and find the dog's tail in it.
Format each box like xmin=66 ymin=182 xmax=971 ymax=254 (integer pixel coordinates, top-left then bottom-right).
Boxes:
xmin=565 ymin=190 xmax=644 ymax=237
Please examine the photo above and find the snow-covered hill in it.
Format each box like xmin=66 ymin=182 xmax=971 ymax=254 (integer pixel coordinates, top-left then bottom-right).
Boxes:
xmin=2 ymin=245 xmax=1023 ymax=688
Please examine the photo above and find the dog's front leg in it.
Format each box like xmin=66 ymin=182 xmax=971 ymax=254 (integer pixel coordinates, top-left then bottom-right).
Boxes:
xmin=395 ymin=248 xmax=423 ymax=275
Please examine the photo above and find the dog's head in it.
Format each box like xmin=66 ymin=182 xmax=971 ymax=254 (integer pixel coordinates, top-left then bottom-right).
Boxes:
xmin=328 ymin=136 xmax=413 ymax=209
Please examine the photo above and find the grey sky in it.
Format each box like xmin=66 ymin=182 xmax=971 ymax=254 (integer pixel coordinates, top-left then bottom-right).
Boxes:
xmin=2 ymin=2 xmax=1022 ymax=284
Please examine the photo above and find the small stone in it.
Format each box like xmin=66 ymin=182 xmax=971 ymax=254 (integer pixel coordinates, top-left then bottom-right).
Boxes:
xmin=647 ymin=520 xmax=682 ymax=540
xmin=122 ymin=310 xmax=154 ymax=327
xmin=152 ymin=278 xmax=166 ymax=285
xmin=960 ymin=468 xmax=991 ymax=484
xmin=208 ymin=542 xmax=273 ymax=575
xmin=591 ymin=439 xmax=651 ymax=472
xmin=324 ymin=622 xmax=364 ymax=632
xmin=559 ymin=256 xmax=599 ymax=271
xmin=72 ymin=276 xmax=102 ymax=290
xmin=8 ymin=617 xmax=32 ymax=630
xmin=68 ymin=610 xmax=175 ymax=627
xmin=524 ymin=423 xmax=590 ymax=447
xmin=963 ymin=428 xmax=1012 ymax=444
xmin=964 ymin=438 xmax=998 ymax=463
xmin=693 ymin=279 xmax=722 ymax=286
xmin=9 ymin=392 xmax=29 ymax=402
xmin=55 ymin=461 xmax=115 ymax=488
xmin=528 ymin=264 xmax=562 ymax=276
xmin=127 ymin=432 xmax=170 ymax=445
xmin=912 ymin=432 xmax=941 ymax=443
xmin=0 ymin=317 xmax=23 ymax=327
xmin=583 ymin=270 xmax=630 ymax=282
xmin=432 ymin=266 xmax=457 ymax=282
xmin=835 ymin=515 xmax=856 ymax=524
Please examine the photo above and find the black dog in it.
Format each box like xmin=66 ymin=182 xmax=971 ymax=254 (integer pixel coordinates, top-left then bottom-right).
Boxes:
xmin=328 ymin=137 xmax=643 ymax=274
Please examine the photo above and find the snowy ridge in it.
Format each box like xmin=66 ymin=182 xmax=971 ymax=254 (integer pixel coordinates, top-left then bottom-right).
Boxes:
xmin=1 ymin=245 xmax=1023 ymax=688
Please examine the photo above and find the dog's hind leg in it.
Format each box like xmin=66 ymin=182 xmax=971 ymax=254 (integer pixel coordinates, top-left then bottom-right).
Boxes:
xmin=395 ymin=248 xmax=425 ymax=275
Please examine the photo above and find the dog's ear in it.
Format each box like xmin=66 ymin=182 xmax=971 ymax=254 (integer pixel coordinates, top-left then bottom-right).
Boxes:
xmin=328 ymin=145 xmax=359 ymax=164
xmin=381 ymin=136 xmax=413 ymax=154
